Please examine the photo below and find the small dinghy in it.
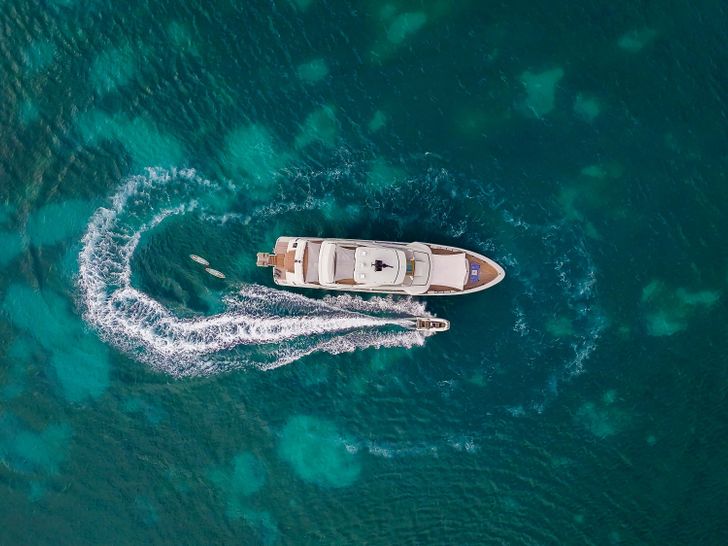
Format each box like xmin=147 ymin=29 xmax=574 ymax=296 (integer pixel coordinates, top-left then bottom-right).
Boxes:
xmin=189 ymin=254 xmax=210 ymax=267
xmin=415 ymin=317 xmax=450 ymax=332
xmin=205 ymin=267 xmax=226 ymax=279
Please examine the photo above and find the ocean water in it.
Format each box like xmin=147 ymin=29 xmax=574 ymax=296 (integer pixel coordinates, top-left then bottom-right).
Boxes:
xmin=1 ymin=0 xmax=727 ymax=544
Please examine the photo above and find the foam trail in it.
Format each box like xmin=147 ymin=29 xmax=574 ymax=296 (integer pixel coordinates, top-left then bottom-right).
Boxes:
xmin=77 ymin=168 xmax=429 ymax=376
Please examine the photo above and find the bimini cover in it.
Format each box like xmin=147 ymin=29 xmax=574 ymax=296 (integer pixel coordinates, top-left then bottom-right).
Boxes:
xmin=429 ymin=253 xmax=467 ymax=290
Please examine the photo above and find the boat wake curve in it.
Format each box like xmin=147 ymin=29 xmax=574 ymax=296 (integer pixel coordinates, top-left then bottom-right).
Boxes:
xmin=77 ymin=168 xmax=429 ymax=377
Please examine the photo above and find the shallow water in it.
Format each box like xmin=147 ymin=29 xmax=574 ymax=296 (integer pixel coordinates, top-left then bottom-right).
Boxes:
xmin=1 ymin=0 xmax=727 ymax=544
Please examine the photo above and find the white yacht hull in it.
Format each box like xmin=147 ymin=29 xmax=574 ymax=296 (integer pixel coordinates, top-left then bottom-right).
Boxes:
xmin=258 ymin=237 xmax=505 ymax=296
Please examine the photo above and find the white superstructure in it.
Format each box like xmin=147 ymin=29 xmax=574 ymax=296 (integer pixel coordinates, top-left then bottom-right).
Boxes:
xmin=257 ymin=237 xmax=505 ymax=296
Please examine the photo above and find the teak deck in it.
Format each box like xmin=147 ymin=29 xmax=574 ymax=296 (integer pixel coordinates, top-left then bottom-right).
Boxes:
xmin=426 ymin=247 xmax=500 ymax=293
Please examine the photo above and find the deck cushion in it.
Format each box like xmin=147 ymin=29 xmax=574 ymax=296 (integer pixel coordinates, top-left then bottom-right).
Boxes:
xmin=429 ymin=253 xmax=467 ymax=290
xmin=318 ymin=242 xmax=337 ymax=284
xmin=305 ymin=242 xmax=321 ymax=282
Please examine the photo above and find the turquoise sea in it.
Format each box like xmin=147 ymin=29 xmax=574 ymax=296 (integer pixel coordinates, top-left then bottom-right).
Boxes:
xmin=1 ymin=0 xmax=727 ymax=544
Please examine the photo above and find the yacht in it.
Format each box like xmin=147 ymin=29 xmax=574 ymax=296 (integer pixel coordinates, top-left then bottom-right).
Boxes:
xmin=257 ymin=237 xmax=505 ymax=296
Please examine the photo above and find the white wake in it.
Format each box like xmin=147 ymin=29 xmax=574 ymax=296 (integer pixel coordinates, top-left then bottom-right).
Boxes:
xmin=77 ymin=168 xmax=429 ymax=376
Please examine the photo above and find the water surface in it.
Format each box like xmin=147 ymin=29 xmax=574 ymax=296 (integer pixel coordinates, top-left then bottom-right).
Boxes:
xmin=1 ymin=0 xmax=727 ymax=544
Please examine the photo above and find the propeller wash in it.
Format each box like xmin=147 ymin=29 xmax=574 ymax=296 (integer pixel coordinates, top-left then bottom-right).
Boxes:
xmin=77 ymin=168 xmax=431 ymax=377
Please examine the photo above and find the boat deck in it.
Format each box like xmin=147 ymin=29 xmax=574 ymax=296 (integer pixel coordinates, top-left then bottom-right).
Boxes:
xmin=426 ymin=247 xmax=500 ymax=294
xmin=267 ymin=238 xmax=503 ymax=295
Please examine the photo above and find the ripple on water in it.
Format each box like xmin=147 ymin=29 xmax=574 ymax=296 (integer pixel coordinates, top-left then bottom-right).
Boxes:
xmin=19 ymin=100 xmax=40 ymax=125
xmin=90 ymin=45 xmax=137 ymax=95
xmin=22 ymin=40 xmax=55 ymax=74
xmin=133 ymin=496 xmax=160 ymax=526
xmin=365 ymin=157 xmax=406 ymax=191
xmin=289 ymin=0 xmax=314 ymax=12
xmin=367 ymin=109 xmax=387 ymax=133
xmin=617 ymin=28 xmax=657 ymax=52
xmin=76 ymin=109 xmax=185 ymax=168
xmin=3 ymin=284 xmax=110 ymax=403
xmin=167 ymin=21 xmax=198 ymax=55
xmin=1 ymin=337 xmax=34 ymax=401
xmin=122 ymin=396 xmax=166 ymax=426
xmin=238 ymin=509 xmax=279 ymax=546
xmin=641 ymin=279 xmax=721 ymax=336
xmin=296 ymin=58 xmax=329 ymax=83
xmin=277 ymin=415 xmax=361 ymax=488
xmin=573 ymin=94 xmax=601 ymax=123
xmin=519 ymin=67 xmax=564 ymax=118
xmin=386 ymin=11 xmax=428 ymax=45
xmin=208 ymin=452 xmax=266 ymax=505
xmin=207 ymin=452 xmax=276 ymax=542
xmin=575 ymin=390 xmax=629 ymax=439
xmin=369 ymin=7 xmax=430 ymax=60
xmin=294 ymin=105 xmax=339 ymax=149
xmin=0 ymin=204 xmax=14 ymax=225
xmin=0 ymin=413 xmax=72 ymax=477
xmin=223 ymin=124 xmax=292 ymax=192
xmin=26 ymin=199 xmax=96 ymax=247
xmin=0 ymin=231 xmax=25 ymax=267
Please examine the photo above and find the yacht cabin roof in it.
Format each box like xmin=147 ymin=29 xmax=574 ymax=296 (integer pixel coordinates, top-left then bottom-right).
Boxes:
xmin=319 ymin=242 xmax=407 ymax=287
